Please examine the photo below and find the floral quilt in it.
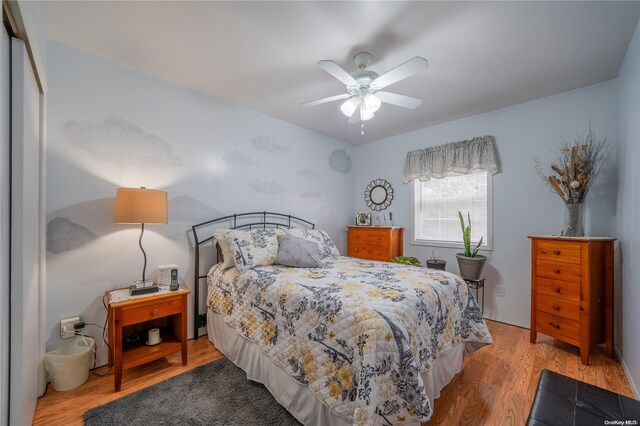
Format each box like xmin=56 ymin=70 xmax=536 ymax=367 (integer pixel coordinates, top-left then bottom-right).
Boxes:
xmin=207 ymin=256 xmax=492 ymax=425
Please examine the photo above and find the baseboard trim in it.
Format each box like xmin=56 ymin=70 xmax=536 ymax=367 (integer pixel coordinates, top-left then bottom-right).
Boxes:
xmin=615 ymin=346 xmax=639 ymax=399
xmin=482 ymin=313 xmax=529 ymax=329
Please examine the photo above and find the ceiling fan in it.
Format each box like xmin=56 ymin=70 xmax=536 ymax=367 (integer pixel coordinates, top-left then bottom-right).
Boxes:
xmin=301 ymin=52 xmax=428 ymax=124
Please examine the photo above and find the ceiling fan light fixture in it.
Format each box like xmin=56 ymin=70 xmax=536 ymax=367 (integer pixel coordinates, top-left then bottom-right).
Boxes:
xmin=360 ymin=105 xmax=375 ymax=121
xmin=340 ymin=97 xmax=359 ymax=117
xmin=305 ymin=53 xmax=428 ymax=126
xmin=363 ymin=94 xmax=381 ymax=113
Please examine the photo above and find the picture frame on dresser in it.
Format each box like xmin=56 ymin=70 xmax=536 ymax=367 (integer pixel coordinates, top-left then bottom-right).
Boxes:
xmin=355 ymin=211 xmax=371 ymax=226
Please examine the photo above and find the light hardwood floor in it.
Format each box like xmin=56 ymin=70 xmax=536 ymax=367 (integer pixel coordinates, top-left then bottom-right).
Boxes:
xmin=33 ymin=339 xmax=224 ymax=426
xmin=33 ymin=320 xmax=634 ymax=426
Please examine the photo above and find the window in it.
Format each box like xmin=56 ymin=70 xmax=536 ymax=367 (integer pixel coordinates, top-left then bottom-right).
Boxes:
xmin=412 ymin=171 xmax=492 ymax=250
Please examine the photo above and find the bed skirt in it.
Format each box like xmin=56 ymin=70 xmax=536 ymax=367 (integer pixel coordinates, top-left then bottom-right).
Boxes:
xmin=207 ymin=308 xmax=464 ymax=425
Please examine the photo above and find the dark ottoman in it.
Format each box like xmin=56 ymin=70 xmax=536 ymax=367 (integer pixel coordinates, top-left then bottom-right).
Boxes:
xmin=527 ymin=369 xmax=640 ymax=425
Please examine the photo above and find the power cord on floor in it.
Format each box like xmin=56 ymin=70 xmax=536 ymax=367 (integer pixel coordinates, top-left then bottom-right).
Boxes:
xmin=90 ymin=294 xmax=113 ymax=377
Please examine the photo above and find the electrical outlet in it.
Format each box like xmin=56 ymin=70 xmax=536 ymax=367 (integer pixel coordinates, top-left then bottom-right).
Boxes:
xmin=60 ymin=316 xmax=81 ymax=338
xmin=496 ymin=286 xmax=505 ymax=297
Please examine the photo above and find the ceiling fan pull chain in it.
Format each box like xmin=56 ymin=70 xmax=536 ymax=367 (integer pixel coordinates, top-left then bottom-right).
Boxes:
xmin=361 ymin=123 xmax=365 ymax=135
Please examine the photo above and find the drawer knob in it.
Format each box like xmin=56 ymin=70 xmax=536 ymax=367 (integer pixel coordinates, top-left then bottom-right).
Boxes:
xmin=354 ymin=248 xmax=359 ymax=252
xmin=355 ymin=235 xmax=359 ymax=239
xmin=541 ymin=250 xmax=547 ymax=254
xmin=552 ymin=304 xmax=560 ymax=311
xmin=377 ymin=236 xmax=382 ymax=240
xmin=151 ymin=309 xmax=159 ymax=315
xmin=548 ymin=322 xmax=560 ymax=329
xmin=553 ymin=268 xmax=561 ymax=274
xmin=377 ymin=251 xmax=381 ymax=255
xmin=553 ymin=286 xmax=561 ymax=293
xmin=553 ymin=250 xmax=561 ymax=255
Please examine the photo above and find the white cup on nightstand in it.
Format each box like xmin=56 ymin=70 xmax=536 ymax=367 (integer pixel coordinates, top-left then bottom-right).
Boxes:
xmin=147 ymin=328 xmax=161 ymax=345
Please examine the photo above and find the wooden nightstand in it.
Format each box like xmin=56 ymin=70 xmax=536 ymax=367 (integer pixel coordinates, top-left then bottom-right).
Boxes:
xmin=106 ymin=285 xmax=190 ymax=392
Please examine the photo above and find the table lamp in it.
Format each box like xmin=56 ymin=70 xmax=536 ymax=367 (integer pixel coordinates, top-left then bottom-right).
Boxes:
xmin=114 ymin=187 xmax=168 ymax=295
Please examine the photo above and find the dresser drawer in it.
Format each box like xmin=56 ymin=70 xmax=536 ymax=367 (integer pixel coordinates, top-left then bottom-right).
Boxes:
xmin=536 ymin=311 xmax=580 ymax=345
xmin=536 ymin=241 xmax=582 ymax=264
xmin=120 ymin=298 xmax=182 ymax=326
xmin=348 ymin=243 xmax=389 ymax=261
xmin=348 ymin=229 xmax=390 ymax=246
xmin=536 ymin=293 xmax=580 ymax=321
xmin=536 ymin=259 xmax=581 ymax=283
xmin=536 ymin=277 xmax=580 ymax=302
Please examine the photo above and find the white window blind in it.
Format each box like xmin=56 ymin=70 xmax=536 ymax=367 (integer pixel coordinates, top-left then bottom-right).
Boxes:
xmin=414 ymin=171 xmax=490 ymax=247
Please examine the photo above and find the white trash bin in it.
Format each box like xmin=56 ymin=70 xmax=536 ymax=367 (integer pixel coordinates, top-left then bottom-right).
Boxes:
xmin=45 ymin=336 xmax=95 ymax=391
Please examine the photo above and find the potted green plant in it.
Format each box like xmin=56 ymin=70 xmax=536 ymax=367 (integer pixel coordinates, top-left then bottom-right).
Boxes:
xmin=393 ymin=256 xmax=421 ymax=266
xmin=455 ymin=211 xmax=487 ymax=280
xmin=426 ymin=251 xmax=446 ymax=270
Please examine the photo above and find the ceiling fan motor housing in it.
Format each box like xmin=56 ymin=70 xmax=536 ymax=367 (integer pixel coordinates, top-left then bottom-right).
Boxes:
xmin=350 ymin=53 xmax=380 ymax=94
xmin=348 ymin=71 xmax=380 ymax=96
xmin=353 ymin=52 xmax=372 ymax=69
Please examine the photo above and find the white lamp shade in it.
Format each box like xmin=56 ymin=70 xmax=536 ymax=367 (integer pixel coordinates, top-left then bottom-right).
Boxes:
xmin=340 ymin=97 xmax=359 ymax=117
xmin=361 ymin=106 xmax=375 ymax=121
xmin=363 ymin=94 xmax=381 ymax=113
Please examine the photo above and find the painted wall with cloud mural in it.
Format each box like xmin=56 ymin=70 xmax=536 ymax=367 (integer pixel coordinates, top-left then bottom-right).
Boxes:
xmin=45 ymin=40 xmax=354 ymax=363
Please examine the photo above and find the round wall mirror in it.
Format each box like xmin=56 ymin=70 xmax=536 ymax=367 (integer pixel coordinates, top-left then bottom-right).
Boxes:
xmin=364 ymin=179 xmax=394 ymax=211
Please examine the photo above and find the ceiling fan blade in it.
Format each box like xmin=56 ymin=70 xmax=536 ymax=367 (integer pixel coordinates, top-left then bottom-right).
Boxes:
xmin=373 ymin=57 xmax=428 ymax=89
xmin=348 ymin=101 xmax=362 ymax=124
xmin=318 ymin=60 xmax=358 ymax=86
xmin=300 ymin=93 xmax=350 ymax=108
xmin=375 ymin=91 xmax=423 ymax=109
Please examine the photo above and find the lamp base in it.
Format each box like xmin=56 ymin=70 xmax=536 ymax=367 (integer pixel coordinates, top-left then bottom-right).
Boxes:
xmin=129 ymin=281 xmax=159 ymax=295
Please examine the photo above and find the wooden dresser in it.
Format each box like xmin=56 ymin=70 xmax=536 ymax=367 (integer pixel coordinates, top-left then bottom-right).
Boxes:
xmin=529 ymin=236 xmax=614 ymax=365
xmin=347 ymin=226 xmax=403 ymax=262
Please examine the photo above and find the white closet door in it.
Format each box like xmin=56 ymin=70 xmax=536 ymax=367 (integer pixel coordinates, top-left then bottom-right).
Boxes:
xmin=10 ymin=38 xmax=41 ymax=426
xmin=0 ymin=24 xmax=10 ymax=426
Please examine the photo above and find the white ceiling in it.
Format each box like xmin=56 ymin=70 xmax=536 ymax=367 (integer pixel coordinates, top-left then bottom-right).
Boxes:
xmin=40 ymin=1 xmax=640 ymax=145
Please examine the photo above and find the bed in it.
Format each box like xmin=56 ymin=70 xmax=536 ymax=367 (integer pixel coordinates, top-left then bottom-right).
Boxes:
xmin=192 ymin=212 xmax=492 ymax=426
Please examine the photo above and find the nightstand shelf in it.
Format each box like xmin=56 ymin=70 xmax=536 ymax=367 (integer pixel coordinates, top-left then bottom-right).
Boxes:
xmin=106 ymin=285 xmax=190 ymax=391
xmin=121 ymin=331 xmax=181 ymax=370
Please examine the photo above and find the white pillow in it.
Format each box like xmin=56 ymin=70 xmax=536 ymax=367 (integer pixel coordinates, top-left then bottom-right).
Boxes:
xmin=226 ymin=228 xmax=285 ymax=272
xmin=284 ymin=228 xmax=340 ymax=258
xmin=213 ymin=229 xmax=235 ymax=270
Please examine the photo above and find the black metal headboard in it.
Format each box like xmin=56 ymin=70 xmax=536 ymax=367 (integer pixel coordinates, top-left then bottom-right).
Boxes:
xmin=191 ymin=211 xmax=315 ymax=339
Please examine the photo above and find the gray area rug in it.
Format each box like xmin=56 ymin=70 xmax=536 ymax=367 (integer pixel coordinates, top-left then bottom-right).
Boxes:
xmin=84 ymin=357 xmax=301 ymax=425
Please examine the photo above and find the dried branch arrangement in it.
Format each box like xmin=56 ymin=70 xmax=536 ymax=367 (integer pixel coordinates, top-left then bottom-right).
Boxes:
xmin=535 ymin=127 xmax=609 ymax=205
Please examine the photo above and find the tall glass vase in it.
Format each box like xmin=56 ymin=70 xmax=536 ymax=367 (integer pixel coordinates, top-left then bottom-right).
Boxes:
xmin=563 ymin=202 xmax=585 ymax=237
